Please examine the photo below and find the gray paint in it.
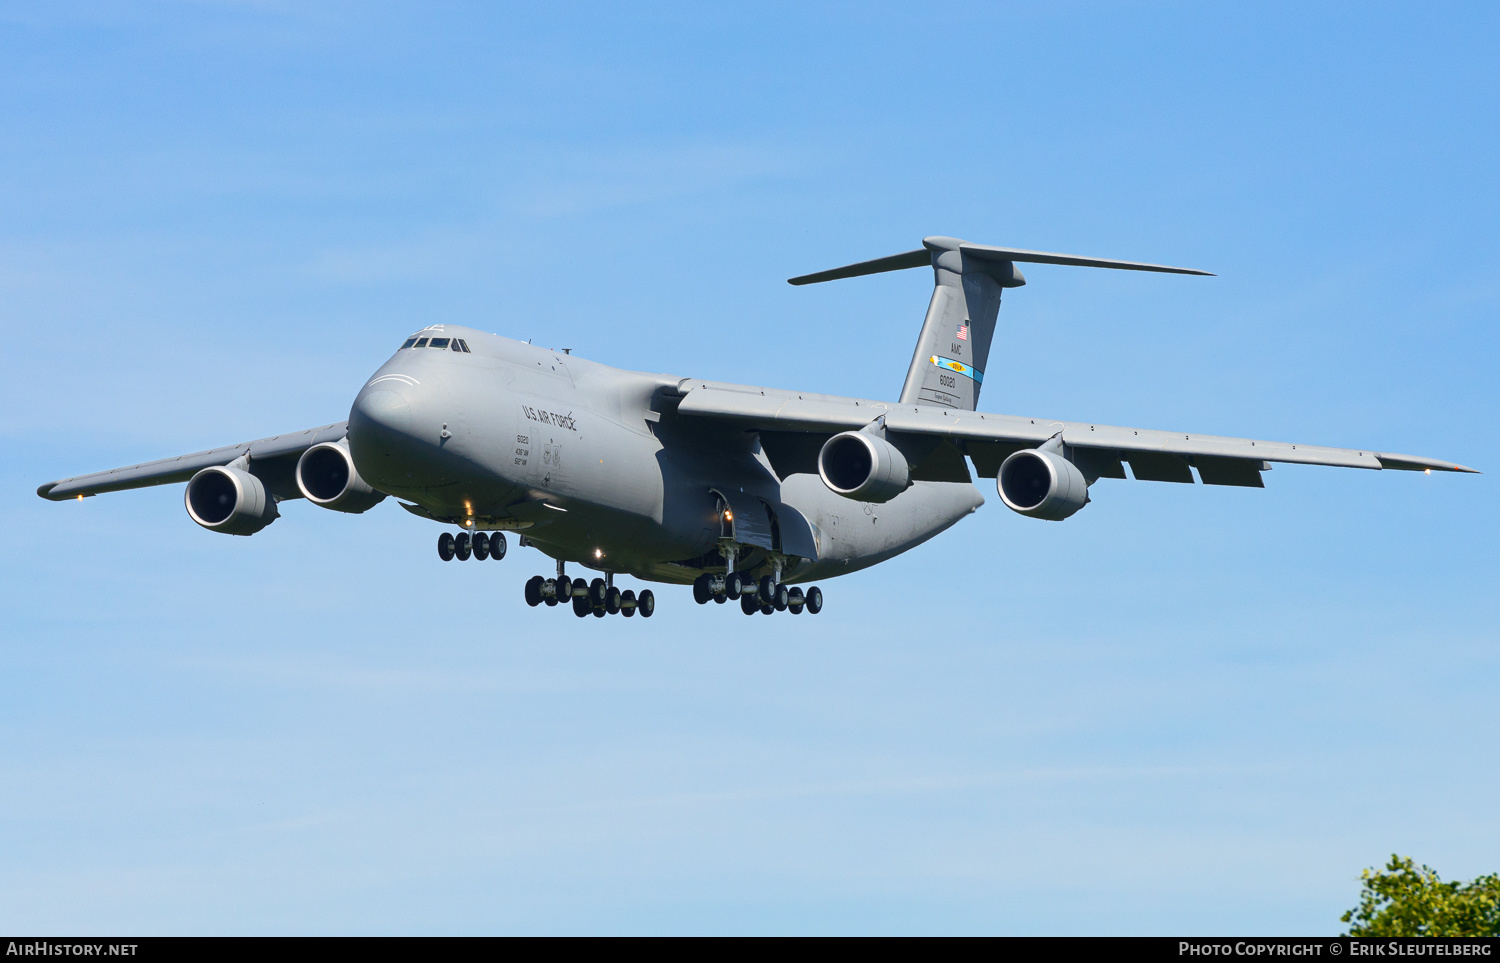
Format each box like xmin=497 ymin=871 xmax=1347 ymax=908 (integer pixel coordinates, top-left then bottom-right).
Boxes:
xmin=36 ymin=240 xmax=1477 ymax=597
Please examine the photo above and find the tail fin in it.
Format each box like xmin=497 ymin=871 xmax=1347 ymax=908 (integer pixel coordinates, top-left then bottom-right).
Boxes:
xmin=789 ymin=236 xmax=1211 ymax=411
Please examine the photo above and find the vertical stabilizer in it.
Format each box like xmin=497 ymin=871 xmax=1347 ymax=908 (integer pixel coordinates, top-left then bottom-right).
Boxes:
xmin=897 ymin=237 xmax=1024 ymax=410
xmin=787 ymin=236 xmax=1209 ymax=411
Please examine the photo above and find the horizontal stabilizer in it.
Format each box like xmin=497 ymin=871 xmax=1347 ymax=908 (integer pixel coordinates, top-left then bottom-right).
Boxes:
xmin=787 ymin=249 xmax=929 ymax=286
xmin=788 ymin=236 xmax=1212 ymax=285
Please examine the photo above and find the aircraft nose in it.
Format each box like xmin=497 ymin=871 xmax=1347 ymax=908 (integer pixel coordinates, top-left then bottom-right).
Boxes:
xmin=347 ymin=382 xmax=424 ymax=481
xmin=352 ymin=386 xmax=414 ymax=440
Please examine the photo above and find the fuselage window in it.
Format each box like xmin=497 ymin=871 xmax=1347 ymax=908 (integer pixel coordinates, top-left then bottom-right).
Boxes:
xmin=401 ymin=338 xmax=417 ymax=349
xmin=414 ymin=337 xmax=429 ymax=348
xmin=429 ymin=338 xmax=450 ymax=349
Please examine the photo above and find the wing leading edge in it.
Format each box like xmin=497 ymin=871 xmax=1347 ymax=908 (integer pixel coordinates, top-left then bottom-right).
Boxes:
xmin=37 ymin=422 xmax=349 ymax=500
xmin=669 ymin=381 xmax=1477 ymax=481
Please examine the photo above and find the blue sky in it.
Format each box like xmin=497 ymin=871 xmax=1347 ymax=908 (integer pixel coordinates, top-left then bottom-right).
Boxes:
xmin=1 ymin=1 xmax=1496 ymax=935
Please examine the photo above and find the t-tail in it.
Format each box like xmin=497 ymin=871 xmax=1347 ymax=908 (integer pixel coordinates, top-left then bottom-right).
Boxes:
xmin=789 ymin=236 xmax=1213 ymax=411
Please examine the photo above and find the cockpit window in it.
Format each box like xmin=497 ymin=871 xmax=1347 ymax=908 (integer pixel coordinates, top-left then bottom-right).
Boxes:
xmin=413 ymin=337 xmax=429 ymax=348
xmin=458 ymin=339 xmax=472 ymax=352
xmin=401 ymin=338 xmax=417 ymax=349
xmin=450 ymin=339 xmax=463 ymax=352
xmin=429 ymin=337 xmax=450 ymax=349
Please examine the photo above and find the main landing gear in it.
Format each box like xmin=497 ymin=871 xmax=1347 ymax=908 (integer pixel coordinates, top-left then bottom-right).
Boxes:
xmin=524 ymin=565 xmax=654 ymax=619
xmin=692 ymin=573 xmax=823 ymax=616
xmin=437 ymin=531 xmax=507 ymax=562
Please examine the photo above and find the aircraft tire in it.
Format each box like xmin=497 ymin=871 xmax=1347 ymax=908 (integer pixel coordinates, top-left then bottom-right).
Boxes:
xmin=524 ymin=575 xmax=544 ymax=607
xmin=454 ymin=532 xmax=472 ymax=561
xmin=472 ymin=532 xmax=489 ymax=560
xmin=740 ymin=593 xmax=758 ymax=615
xmin=758 ymin=575 xmax=776 ymax=605
xmin=592 ymin=604 xmax=606 ymax=618
xmin=713 ymin=593 xmax=726 ymax=604
xmin=437 ymin=532 xmax=455 ymax=561
xmin=605 ymin=586 xmax=622 ymax=614
xmin=572 ymin=578 xmax=588 ymax=602
xmin=589 ymin=578 xmax=607 ymax=606
xmin=638 ymin=590 xmax=655 ymax=618
xmin=692 ymin=574 xmax=713 ymax=604
xmin=787 ymin=586 xmax=804 ymax=613
xmin=724 ymin=572 xmax=744 ymax=600
xmin=543 ymin=578 xmax=559 ymax=606
xmin=773 ymin=584 xmax=789 ymax=611
xmin=805 ymin=586 xmax=823 ymax=615
xmin=489 ymin=533 xmax=506 ymax=560
xmin=620 ymin=589 xmax=636 ymax=617
xmin=573 ymin=594 xmax=590 ymax=618
xmin=759 ymin=601 xmax=775 ymax=615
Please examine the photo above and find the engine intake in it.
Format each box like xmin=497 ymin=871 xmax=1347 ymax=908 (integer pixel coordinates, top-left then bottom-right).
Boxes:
xmin=997 ymin=448 xmax=1089 ymax=521
xmin=185 ymin=465 xmax=279 ymax=535
xmin=817 ymin=430 xmax=910 ymax=503
xmin=296 ymin=440 xmax=386 ymax=514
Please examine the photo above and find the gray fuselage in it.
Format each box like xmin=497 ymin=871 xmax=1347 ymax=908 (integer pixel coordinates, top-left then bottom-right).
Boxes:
xmin=347 ymin=325 xmax=983 ymax=586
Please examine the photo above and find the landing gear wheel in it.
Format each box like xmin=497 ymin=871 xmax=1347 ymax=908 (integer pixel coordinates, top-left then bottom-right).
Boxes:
xmin=525 ymin=575 xmax=544 ymax=607
xmin=489 ymin=533 xmax=507 ymax=560
xmin=741 ymin=593 xmax=758 ymax=615
xmin=725 ymin=572 xmax=744 ymax=600
xmin=592 ymin=604 xmax=606 ymax=618
xmin=637 ymin=589 xmax=655 ymax=617
xmin=760 ymin=601 xmax=775 ymax=615
xmin=454 ymin=532 xmax=472 ymax=561
xmin=620 ymin=589 xmax=637 ymax=617
xmin=713 ymin=593 xmax=726 ymax=604
xmin=437 ymin=533 xmax=455 ymax=561
xmin=787 ymin=586 xmax=805 ymax=613
xmin=589 ymin=578 xmax=607 ymax=607
xmin=572 ymin=578 xmax=587 ymax=603
xmin=605 ymin=586 xmax=622 ymax=614
xmin=759 ymin=575 xmax=777 ymax=606
xmin=805 ymin=586 xmax=823 ymax=614
xmin=573 ymin=594 xmax=590 ymax=617
xmin=472 ymin=532 xmax=490 ymax=560
xmin=693 ymin=574 xmax=713 ymax=605
xmin=543 ymin=578 xmax=560 ymax=606
xmin=774 ymin=584 xmax=789 ymax=612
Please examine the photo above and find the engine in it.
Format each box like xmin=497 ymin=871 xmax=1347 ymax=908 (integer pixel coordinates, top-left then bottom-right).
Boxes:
xmin=184 ymin=465 xmax=279 ymax=535
xmin=295 ymin=440 xmax=386 ymax=514
xmin=997 ymin=447 xmax=1089 ymax=520
xmin=817 ymin=430 xmax=910 ymax=503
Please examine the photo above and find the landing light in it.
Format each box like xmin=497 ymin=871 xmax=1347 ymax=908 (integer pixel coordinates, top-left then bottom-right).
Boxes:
xmin=724 ymin=509 xmax=734 ymax=521
xmin=1425 ymin=469 xmax=1432 ymax=475
xmin=594 ymin=548 xmax=603 ymax=559
xmin=76 ymin=495 xmax=84 ymax=501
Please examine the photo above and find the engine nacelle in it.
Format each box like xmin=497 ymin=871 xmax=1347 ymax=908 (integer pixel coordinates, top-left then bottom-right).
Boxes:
xmin=817 ymin=430 xmax=910 ymax=503
xmin=997 ymin=448 xmax=1089 ymax=521
xmin=185 ymin=465 xmax=279 ymax=535
xmin=296 ymin=440 xmax=386 ymax=514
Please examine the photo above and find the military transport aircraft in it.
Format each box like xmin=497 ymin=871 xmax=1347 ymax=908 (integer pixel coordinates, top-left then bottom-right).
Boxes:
xmin=38 ymin=236 xmax=1476 ymax=619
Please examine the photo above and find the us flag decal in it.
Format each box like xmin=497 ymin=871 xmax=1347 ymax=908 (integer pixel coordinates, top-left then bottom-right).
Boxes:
xmin=956 ymin=324 xmax=969 ymax=341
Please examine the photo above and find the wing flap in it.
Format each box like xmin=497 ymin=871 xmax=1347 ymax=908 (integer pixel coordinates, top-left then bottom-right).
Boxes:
xmin=37 ymin=422 xmax=348 ymax=500
xmin=1125 ymin=451 xmax=1195 ymax=484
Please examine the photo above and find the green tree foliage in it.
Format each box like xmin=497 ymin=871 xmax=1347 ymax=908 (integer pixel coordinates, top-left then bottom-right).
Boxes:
xmin=1341 ymin=855 xmax=1500 ymax=937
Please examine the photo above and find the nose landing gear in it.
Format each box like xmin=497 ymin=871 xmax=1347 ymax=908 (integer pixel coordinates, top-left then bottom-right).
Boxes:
xmin=437 ymin=530 xmax=506 ymax=561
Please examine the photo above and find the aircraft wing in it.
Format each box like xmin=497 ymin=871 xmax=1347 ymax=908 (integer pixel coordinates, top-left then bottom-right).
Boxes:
xmin=37 ymin=422 xmax=349 ymax=500
xmin=670 ymin=380 xmax=1476 ymax=484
